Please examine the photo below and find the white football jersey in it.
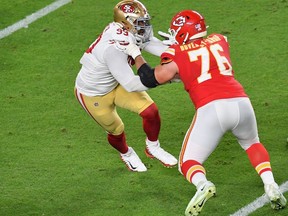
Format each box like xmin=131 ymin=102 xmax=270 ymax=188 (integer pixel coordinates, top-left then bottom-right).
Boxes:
xmin=75 ymin=22 xmax=168 ymax=96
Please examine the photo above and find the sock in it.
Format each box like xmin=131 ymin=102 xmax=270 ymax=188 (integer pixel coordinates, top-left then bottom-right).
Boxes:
xmin=139 ymin=103 xmax=160 ymax=141
xmin=181 ymin=160 xmax=207 ymax=187
xmin=107 ymin=132 xmax=129 ymax=154
xmin=260 ymin=171 xmax=275 ymax=185
xmin=246 ymin=143 xmax=275 ymax=185
xmin=146 ymin=139 xmax=159 ymax=147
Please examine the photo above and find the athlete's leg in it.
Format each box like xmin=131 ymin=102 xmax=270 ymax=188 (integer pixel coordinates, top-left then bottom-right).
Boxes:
xmin=232 ymin=97 xmax=286 ymax=209
xmin=180 ymin=102 xmax=223 ymax=216
xmin=232 ymin=98 xmax=275 ymax=183
xmin=139 ymin=103 xmax=160 ymax=141
xmin=74 ymin=88 xmax=128 ymax=153
xmin=75 ymin=88 xmax=148 ymax=172
xmin=114 ymin=86 xmax=159 ymax=140
xmin=179 ymin=101 xmax=225 ymax=186
xmin=114 ymin=86 xmax=177 ymax=166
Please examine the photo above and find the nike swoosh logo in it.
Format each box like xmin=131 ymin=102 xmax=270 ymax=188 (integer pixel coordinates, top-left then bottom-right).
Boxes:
xmin=127 ymin=161 xmax=137 ymax=170
xmin=198 ymin=198 xmax=206 ymax=208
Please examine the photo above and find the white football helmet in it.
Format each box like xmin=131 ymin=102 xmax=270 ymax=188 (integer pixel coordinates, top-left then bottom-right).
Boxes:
xmin=114 ymin=0 xmax=153 ymax=44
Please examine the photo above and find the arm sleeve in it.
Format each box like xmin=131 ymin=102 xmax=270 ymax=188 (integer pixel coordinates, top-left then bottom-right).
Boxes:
xmin=104 ymin=45 xmax=148 ymax=92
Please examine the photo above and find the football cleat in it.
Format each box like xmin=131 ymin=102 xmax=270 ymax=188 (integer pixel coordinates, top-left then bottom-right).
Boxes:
xmin=264 ymin=183 xmax=287 ymax=210
xmin=185 ymin=181 xmax=216 ymax=216
xmin=145 ymin=139 xmax=177 ymax=167
xmin=120 ymin=147 xmax=147 ymax=172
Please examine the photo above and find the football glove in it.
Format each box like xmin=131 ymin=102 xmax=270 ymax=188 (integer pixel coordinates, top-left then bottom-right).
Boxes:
xmin=116 ymin=41 xmax=141 ymax=59
xmin=158 ymin=30 xmax=176 ymax=45
xmin=114 ymin=31 xmax=141 ymax=59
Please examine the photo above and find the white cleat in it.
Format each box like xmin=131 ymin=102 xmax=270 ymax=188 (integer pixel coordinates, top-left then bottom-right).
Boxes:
xmin=120 ymin=147 xmax=147 ymax=172
xmin=185 ymin=181 xmax=216 ymax=216
xmin=264 ymin=183 xmax=287 ymax=210
xmin=145 ymin=140 xmax=177 ymax=167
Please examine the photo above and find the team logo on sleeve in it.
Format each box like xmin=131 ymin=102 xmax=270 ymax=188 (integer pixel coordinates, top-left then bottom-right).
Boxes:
xmin=173 ymin=16 xmax=186 ymax=27
xmin=120 ymin=4 xmax=135 ymax=13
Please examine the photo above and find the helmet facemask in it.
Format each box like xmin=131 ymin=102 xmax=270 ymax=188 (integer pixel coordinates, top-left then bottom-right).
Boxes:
xmin=133 ymin=16 xmax=153 ymax=45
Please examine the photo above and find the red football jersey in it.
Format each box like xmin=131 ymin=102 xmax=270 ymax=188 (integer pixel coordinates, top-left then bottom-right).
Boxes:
xmin=161 ymin=33 xmax=247 ymax=109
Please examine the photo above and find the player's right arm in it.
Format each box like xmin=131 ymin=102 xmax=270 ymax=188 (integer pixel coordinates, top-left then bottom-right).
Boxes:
xmin=104 ymin=45 xmax=148 ymax=92
xmin=154 ymin=61 xmax=179 ymax=84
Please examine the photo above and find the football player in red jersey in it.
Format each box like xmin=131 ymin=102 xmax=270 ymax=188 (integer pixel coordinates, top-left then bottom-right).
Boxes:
xmin=74 ymin=0 xmax=177 ymax=172
xmin=120 ymin=9 xmax=287 ymax=216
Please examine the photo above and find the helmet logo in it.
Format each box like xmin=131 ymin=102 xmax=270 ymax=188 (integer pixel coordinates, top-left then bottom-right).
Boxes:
xmin=173 ymin=16 xmax=186 ymax=27
xmin=120 ymin=4 xmax=135 ymax=13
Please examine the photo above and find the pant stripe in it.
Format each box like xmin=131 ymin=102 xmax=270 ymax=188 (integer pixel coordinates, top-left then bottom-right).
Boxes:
xmin=75 ymin=88 xmax=97 ymax=121
xmin=179 ymin=111 xmax=198 ymax=167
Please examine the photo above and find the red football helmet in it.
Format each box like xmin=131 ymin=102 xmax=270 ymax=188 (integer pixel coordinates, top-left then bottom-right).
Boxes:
xmin=168 ymin=10 xmax=207 ymax=45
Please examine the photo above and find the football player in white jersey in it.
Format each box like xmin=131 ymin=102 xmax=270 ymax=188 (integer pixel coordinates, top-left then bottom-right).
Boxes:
xmin=74 ymin=0 xmax=177 ymax=172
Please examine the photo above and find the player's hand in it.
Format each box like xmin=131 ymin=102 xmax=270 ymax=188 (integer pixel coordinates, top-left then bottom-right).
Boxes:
xmin=169 ymin=74 xmax=182 ymax=83
xmin=170 ymin=78 xmax=182 ymax=83
xmin=116 ymin=41 xmax=141 ymax=59
xmin=158 ymin=31 xmax=176 ymax=45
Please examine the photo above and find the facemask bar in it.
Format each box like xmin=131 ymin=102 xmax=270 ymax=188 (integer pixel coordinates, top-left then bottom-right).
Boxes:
xmin=133 ymin=17 xmax=153 ymax=44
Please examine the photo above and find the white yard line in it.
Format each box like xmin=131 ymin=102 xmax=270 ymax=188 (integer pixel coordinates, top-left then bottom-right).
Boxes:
xmin=230 ymin=181 xmax=288 ymax=216
xmin=0 ymin=0 xmax=72 ymax=39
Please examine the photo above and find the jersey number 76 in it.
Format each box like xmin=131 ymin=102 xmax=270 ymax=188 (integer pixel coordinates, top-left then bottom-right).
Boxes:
xmin=188 ymin=44 xmax=233 ymax=84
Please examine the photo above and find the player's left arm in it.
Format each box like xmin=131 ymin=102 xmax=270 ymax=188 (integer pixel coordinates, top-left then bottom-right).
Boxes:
xmin=141 ymin=36 xmax=168 ymax=57
xmin=117 ymin=41 xmax=179 ymax=88
xmin=134 ymin=55 xmax=179 ymax=87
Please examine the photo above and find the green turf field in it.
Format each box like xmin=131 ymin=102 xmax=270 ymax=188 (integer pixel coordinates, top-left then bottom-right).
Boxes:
xmin=1 ymin=0 xmax=287 ymax=215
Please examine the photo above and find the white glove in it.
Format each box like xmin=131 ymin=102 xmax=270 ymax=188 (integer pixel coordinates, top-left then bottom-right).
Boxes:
xmin=116 ymin=41 xmax=141 ymax=59
xmin=125 ymin=43 xmax=141 ymax=59
xmin=158 ymin=31 xmax=176 ymax=45
xmin=169 ymin=74 xmax=182 ymax=83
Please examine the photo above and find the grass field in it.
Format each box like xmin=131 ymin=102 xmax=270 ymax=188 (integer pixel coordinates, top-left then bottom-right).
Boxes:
xmin=1 ymin=0 xmax=287 ymax=215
